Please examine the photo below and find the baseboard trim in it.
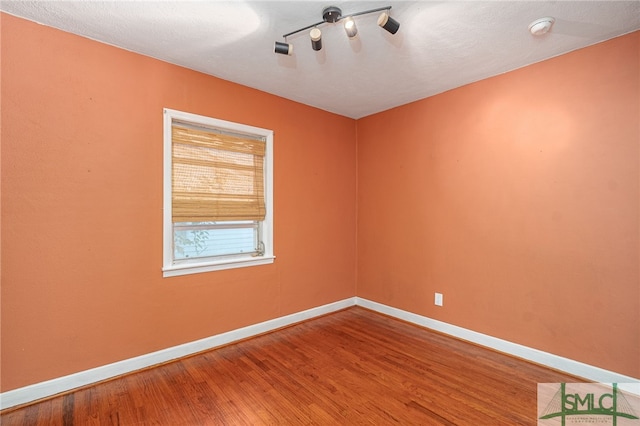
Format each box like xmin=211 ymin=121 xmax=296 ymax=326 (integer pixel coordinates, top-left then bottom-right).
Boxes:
xmin=356 ymin=297 xmax=639 ymax=392
xmin=0 ymin=297 xmax=357 ymax=410
xmin=3 ymin=296 xmax=637 ymax=410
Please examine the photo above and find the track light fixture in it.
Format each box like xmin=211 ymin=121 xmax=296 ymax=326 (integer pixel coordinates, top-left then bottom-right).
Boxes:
xmin=377 ymin=11 xmax=400 ymax=35
xmin=274 ymin=41 xmax=293 ymax=56
xmin=310 ymin=28 xmax=322 ymax=51
xmin=274 ymin=5 xmax=399 ymax=55
xmin=343 ymin=18 xmax=357 ymax=38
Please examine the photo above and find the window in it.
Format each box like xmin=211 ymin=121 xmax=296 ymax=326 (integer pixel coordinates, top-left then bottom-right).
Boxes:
xmin=163 ymin=108 xmax=274 ymax=277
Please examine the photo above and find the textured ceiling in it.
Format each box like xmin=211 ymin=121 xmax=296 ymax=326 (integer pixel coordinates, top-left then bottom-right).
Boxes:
xmin=2 ymin=1 xmax=639 ymax=118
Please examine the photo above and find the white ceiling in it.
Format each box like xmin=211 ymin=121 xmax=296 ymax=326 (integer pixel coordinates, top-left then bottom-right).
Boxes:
xmin=2 ymin=1 xmax=639 ymax=119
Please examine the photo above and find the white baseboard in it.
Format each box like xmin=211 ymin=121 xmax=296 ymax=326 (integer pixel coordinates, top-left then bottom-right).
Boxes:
xmin=356 ymin=297 xmax=639 ymax=394
xmin=0 ymin=297 xmax=356 ymax=410
xmin=2 ymin=296 xmax=637 ymax=410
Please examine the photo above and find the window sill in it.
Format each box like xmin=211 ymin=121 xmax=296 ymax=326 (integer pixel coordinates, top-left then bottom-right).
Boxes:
xmin=163 ymin=255 xmax=275 ymax=277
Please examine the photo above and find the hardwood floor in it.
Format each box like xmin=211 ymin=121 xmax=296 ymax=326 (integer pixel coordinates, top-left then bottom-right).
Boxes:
xmin=1 ymin=307 xmax=584 ymax=425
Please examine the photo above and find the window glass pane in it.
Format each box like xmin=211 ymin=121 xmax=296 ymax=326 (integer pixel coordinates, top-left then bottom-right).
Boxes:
xmin=174 ymin=222 xmax=256 ymax=260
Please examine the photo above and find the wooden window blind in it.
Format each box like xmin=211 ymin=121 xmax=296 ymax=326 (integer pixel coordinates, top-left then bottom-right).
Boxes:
xmin=171 ymin=124 xmax=266 ymax=223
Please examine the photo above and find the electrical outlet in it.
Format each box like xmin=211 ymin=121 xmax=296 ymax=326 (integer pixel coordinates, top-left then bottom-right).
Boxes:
xmin=434 ymin=292 xmax=443 ymax=306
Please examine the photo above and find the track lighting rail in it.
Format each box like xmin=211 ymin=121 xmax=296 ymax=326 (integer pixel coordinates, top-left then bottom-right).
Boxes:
xmin=282 ymin=20 xmax=325 ymax=40
xmin=282 ymin=6 xmax=392 ymax=39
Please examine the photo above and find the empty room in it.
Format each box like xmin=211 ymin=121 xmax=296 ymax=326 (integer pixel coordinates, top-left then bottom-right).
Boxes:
xmin=1 ymin=1 xmax=639 ymax=424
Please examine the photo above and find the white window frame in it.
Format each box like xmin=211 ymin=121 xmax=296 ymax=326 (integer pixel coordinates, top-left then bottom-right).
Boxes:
xmin=162 ymin=108 xmax=274 ymax=277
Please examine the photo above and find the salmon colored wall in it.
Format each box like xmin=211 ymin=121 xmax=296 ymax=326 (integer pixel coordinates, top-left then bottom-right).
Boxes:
xmin=357 ymin=32 xmax=639 ymax=378
xmin=0 ymin=14 xmax=356 ymax=391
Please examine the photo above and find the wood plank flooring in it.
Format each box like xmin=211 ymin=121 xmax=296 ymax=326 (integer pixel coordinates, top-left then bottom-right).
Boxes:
xmin=1 ymin=307 xmax=584 ymax=425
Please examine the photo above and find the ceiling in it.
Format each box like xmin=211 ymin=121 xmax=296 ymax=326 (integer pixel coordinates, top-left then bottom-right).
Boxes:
xmin=2 ymin=1 xmax=639 ymax=119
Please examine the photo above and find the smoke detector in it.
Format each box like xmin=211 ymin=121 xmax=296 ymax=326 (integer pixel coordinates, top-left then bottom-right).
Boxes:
xmin=528 ymin=17 xmax=555 ymax=36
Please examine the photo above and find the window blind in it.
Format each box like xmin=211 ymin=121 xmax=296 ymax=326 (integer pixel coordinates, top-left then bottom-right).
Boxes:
xmin=172 ymin=124 xmax=266 ymax=223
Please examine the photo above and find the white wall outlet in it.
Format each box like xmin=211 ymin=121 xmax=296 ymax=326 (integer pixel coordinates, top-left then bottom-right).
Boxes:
xmin=434 ymin=292 xmax=443 ymax=306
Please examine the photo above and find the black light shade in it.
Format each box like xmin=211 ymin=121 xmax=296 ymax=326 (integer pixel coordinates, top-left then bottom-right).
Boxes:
xmin=274 ymin=41 xmax=293 ymax=55
xmin=377 ymin=12 xmax=400 ymax=34
xmin=310 ymin=28 xmax=322 ymax=51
